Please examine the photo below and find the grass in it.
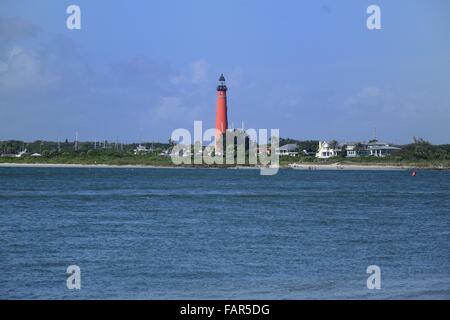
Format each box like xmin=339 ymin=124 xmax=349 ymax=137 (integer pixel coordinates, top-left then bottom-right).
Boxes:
xmin=278 ymin=155 xmax=450 ymax=168
xmin=0 ymin=154 xmax=174 ymax=166
xmin=1 ymin=153 xmax=450 ymax=169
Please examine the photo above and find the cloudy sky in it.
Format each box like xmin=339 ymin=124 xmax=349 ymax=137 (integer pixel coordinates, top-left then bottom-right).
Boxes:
xmin=0 ymin=0 xmax=449 ymax=144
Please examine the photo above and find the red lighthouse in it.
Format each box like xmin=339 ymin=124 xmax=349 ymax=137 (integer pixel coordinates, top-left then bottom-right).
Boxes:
xmin=215 ymin=74 xmax=228 ymax=154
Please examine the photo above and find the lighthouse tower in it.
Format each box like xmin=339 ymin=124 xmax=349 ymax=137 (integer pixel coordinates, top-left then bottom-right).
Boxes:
xmin=215 ymin=74 xmax=228 ymax=154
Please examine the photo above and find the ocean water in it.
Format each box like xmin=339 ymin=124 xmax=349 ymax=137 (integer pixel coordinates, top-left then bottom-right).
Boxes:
xmin=0 ymin=167 xmax=449 ymax=299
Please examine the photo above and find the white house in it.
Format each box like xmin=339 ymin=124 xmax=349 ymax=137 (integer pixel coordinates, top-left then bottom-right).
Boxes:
xmin=159 ymin=149 xmax=171 ymax=156
xmin=346 ymin=144 xmax=357 ymax=157
xmin=276 ymin=144 xmax=298 ymax=156
xmin=340 ymin=141 xmax=401 ymax=158
xmin=367 ymin=141 xmax=401 ymax=157
xmin=344 ymin=143 xmax=368 ymax=157
xmin=133 ymin=144 xmax=153 ymax=155
xmin=315 ymin=141 xmax=341 ymax=159
xmin=15 ymin=149 xmax=28 ymax=158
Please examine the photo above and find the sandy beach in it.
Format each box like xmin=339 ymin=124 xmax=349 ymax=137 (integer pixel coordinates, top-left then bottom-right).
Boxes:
xmin=288 ymin=163 xmax=412 ymax=171
xmin=0 ymin=162 xmax=437 ymax=170
xmin=0 ymin=163 xmax=182 ymax=169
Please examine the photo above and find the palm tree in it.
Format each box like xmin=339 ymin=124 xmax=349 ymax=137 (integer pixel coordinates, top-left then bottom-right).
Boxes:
xmin=328 ymin=140 xmax=339 ymax=157
xmin=354 ymin=142 xmax=364 ymax=156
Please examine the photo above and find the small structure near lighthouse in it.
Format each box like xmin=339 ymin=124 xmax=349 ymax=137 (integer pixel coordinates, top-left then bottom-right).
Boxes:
xmin=169 ymin=73 xmax=280 ymax=174
xmin=215 ymin=74 xmax=228 ymax=154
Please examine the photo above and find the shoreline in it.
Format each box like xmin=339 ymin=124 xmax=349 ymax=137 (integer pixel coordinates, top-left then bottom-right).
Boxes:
xmin=0 ymin=163 xmax=185 ymax=169
xmin=0 ymin=162 xmax=448 ymax=170
xmin=288 ymin=163 xmax=411 ymax=171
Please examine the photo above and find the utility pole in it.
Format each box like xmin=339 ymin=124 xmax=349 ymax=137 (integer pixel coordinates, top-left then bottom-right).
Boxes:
xmin=74 ymin=131 xmax=79 ymax=151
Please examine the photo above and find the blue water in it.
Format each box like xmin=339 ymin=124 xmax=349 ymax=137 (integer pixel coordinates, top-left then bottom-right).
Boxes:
xmin=0 ymin=167 xmax=449 ymax=299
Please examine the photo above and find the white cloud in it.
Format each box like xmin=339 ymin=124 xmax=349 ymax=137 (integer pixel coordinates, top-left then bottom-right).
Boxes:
xmin=153 ymin=97 xmax=184 ymax=120
xmin=228 ymin=66 xmax=246 ymax=88
xmin=190 ymin=60 xmax=208 ymax=84
xmin=0 ymin=16 xmax=40 ymax=42
xmin=0 ymin=46 xmax=59 ymax=94
xmin=152 ymin=96 xmax=202 ymax=122
xmin=344 ymin=86 xmax=384 ymax=113
xmin=359 ymin=86 xmax=381 ymax=97
xmin=0 ymin=60 xmax=6 ymax=73
xmin=169 ymin=59 xmax=209 ymax=85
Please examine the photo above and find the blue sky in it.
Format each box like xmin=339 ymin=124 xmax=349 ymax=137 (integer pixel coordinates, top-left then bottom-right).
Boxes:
xmin=0 ymin=0 xmax=449 ymax=143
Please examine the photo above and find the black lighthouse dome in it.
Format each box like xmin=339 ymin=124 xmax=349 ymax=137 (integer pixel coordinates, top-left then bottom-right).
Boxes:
xmin=217 ymin=74 xmax=227 ymax=91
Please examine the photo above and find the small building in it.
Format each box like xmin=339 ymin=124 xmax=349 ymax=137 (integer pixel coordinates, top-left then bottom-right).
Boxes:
xmin=170 ymin=145 xmax=191 ymax=158
xmin=367 ymin=141 xmax=401 ymax=157
xmin=302 ymin=149 xmax=315 ymax=156
xmin=345 ymin=141 xmax=400 ymax=157
xmin=345 ymin=143 xmax=369 ymax=157
xmin=257 ymin=145 xmax=271 ymax=155
xmin=345 ymin=144 xmax=357 ymax=157
xmin=159 ymin=149 xmax=171 ymax=156
xmin=277 ymin=144 xmax=298 ymax=156
xmin=16 ymin=149 xmax=28 ymax=157
xmin=133 ymin=144 xmax=153 ymax=155
xmin=316 ymin=141 xmax=341 ymax=159
xmin=1 ymin=149 xmax=28 ymax=158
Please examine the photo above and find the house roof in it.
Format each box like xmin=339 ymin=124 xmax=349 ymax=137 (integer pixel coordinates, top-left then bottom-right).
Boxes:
xmin=279 ymin=143 xmax=298 ymax=151
xmin=367 ymin=141 xmax=396 ymax=146
xmin=368 ymin=145 xmax=401 ymax=150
